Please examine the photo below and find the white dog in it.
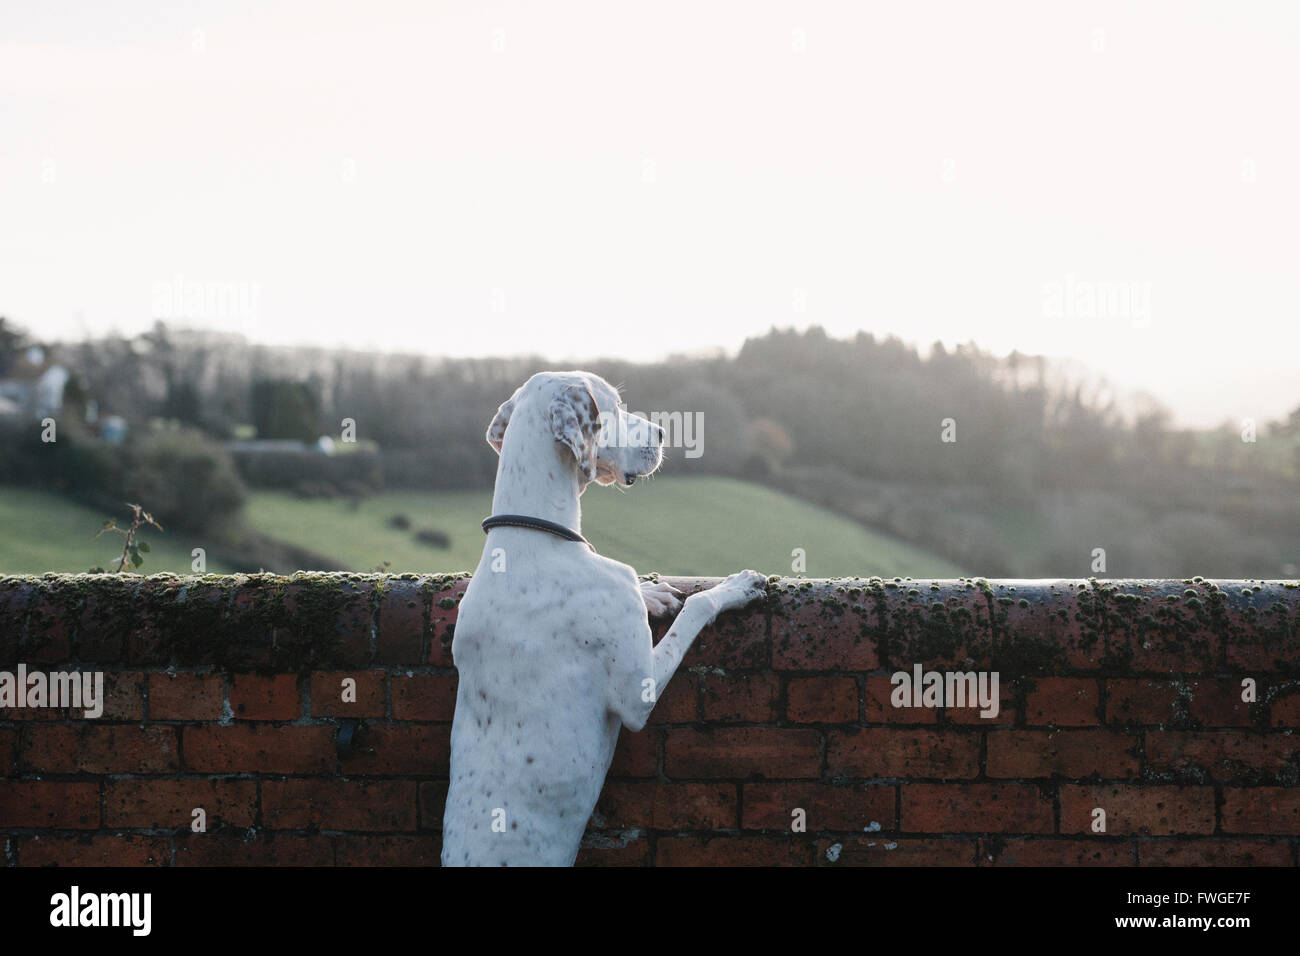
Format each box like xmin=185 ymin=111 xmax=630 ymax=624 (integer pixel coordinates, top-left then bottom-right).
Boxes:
xmin=441 ymin=371 xmax=768 ymax=866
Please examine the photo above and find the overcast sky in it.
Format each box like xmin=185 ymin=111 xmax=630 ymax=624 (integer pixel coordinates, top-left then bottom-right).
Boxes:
xmin=2 ymin=1 xmax=1297 ymax=427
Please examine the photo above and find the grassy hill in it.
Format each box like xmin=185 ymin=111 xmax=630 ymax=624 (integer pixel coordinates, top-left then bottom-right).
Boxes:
xmin=1 ymin=476 xmax=966 ymax=577
xmin=243 ymin=475 xmax=966 ymax=577
xmin=0 ymin=487 xmax=235 ymax=574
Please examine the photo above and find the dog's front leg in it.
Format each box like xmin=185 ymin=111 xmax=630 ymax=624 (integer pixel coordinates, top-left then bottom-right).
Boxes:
xmin=646 ymin=570 xmax=768 ymax=716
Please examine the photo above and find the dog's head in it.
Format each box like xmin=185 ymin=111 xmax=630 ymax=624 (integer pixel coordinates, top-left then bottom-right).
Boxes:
xmin=486 ymin=371 xmax=664 ymax=489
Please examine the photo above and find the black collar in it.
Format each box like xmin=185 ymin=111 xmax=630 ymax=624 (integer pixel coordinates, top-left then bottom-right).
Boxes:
xmin=482 ymin=514 xmax=595 ymax=551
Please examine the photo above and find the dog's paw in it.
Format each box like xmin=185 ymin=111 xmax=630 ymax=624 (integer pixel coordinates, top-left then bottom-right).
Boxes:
xmin=641 ymin=580 xmax=685 ymax=617
xmin=716 ymin=569 xmax=769 ymax=609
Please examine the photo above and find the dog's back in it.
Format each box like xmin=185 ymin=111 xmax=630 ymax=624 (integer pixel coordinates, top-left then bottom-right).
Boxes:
xmin=441 ymin=544 xmax=626 ymax=866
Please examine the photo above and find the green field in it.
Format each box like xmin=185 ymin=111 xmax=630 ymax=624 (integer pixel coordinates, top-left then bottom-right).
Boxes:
xmin=0 ymin=477 xmax=966 ymax=577
xmin=0 ymin=487 xmax=235 ymax=574
xmin=243 ymin=476 xmax=966 ymax=577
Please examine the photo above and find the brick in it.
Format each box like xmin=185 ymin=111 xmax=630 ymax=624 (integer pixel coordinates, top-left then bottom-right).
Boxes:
xmin=104 ymin=779 xmax=257 ymax=829
xmin=577 ymin=832 xmax=649 ymax=866
xmin=655 ymin=835 xmax=815 ymax=866
xmin=95 ymin=671 xmax=145 ymax=720
xmin=0 ymin=700 xmax=63 ymax=721
xmin=943 ymin=678 xmax=1014 ymax=725
xmin=149 ymin=672 xmax=223 ymax=720
xmin=1024 ymin=678 xmax=1099 ymax=726
xmin=870 ymin=667 xmax=1004 ymax=722
xmin=742 ymin=783 xmax=894 ymax=831
xmin=76 ymin=579 xmax=137 ymax=659
xmin=1272 ymin=693 xmax=1300 ymax=727
xmin=174 ymin=832 xmax=334 ymax=866
xmin=390 ymin=673 xmax=458 ymax=721
xmin=1220 ymin=787 xmax=1300 ymax=834
xmin=418 ymin=780 xmax=448 ymax=830
xmin=263 ymin=779 xmax=417 ymax=831
xmin=1187 ymin=678 xmax=1254 ymax=727
xmin=786 ymin=676 xmax=857 ymax=723
xmin=864 ymin=675 xmax=937 ymax=724
xmin=0 ymin=782 xmax=99 ymax=828
xmin=701 ymin=673 xmax=781 ymax=722
xmin=772 ymin=593 xmax=875 ymax=671
xmin=0 ymin=728 xmax=14 ymax=774
xmin=0 ymin=667 xmax=128 ymax=719
xmin=377 ymin=578 xmax=430 ymax=664
xmin=220 ymin=584 xmax=276 ymax=667
xmin=165 ymin=580 xmax=244 ymax=666
xmin=1139 ymin=839 xmax=1294 ymax=866
xmin=819 ymin=837 xmax=975 ymax=866
xmin=1101 ymin=583 xmax=1220 ymax=671
xmin=313 ymin=670 xmax=386 ymax=718
xmin=1220 ymin=583 xmax=1300 ymax=670
xmin=429 ymin=577 xmax=468 ymax=666
xmin=1060 ymin=785 xmax=1215 ymax=836
xmin=184 ymin=724 xmax=335 ymax=774
xmin=24 ymin=591 xmax=76 ymax=662
xmin=665 ymin=728 xmax=821 ymax=779
xmin=986 ymin=729 xmax=1138 ymax=779
xmin=0 ymin=581 xmax=32 ymax=660
xmin=230 ymin=673 xmax=300 ymax=720
xmin=702 ymin=671 xmax=780 ymax=723
xmin=690 ymin=606 xmax=770 ymax=670
xmin=827 ymin=728 xmax=979 ymax=779
xmin=595 ymin=782 xmax=736 ymax=829
xmin=992 ymin=585 xmax=1103 ymax=669
xmin=19 ymin=834 xmax=169 ymax=867
xmin=336 ymin=835 xmax=442 ymax=866
xmin=1146 ymin=731 xmax=1293 ymax=781
xmin=1106 ymin=678 xmax=1179 ymax=725
xmin=902 ymin=783 xmax=1054 ymax=833
xmin=646 ymin=672 xmax=698 ymax=724
xmin=278 ymin=578 xmax=373 ymax=667
xmin=340 ymin=724 xmax=450 ymax=775
xmin=21 ymin=724 xmax=178 ymax=774
xmin=876 ymin=584 xmax=994 ymax=670
xmin=980 ymin=838 xmax=1131 ymax=866
xmin=609 ymin=728 xmax=658 ymax=778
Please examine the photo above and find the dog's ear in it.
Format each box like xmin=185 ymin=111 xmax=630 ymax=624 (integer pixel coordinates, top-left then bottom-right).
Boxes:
xmin=550 ymin=383 xmax=600 ymax=481
xmin=486 ymin=395 xmax=516 ymax=453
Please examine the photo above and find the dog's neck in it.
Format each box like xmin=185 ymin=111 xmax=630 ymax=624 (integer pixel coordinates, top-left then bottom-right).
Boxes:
xmin=491 ymin=403 xmax=584 ymax=533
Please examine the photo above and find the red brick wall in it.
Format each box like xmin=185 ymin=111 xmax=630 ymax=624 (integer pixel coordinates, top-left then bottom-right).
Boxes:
xmin=1 ymin=573 xmax=1298 ymax=866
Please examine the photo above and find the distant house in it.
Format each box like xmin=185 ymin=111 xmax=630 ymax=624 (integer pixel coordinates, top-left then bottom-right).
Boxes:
xmin=0 ymin=347 xmax=69 ymax=421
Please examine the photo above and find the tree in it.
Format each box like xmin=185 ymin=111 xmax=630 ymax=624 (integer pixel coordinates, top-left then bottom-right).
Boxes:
xmin=250 ymin=379 xmax=320 ymax=442
xmin=0 ymin=317 xmax=26 ymax=376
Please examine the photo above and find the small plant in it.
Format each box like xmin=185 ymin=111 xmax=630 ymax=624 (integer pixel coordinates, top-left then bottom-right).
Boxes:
xmin=91 ymin=502 xmax=163 ymax=573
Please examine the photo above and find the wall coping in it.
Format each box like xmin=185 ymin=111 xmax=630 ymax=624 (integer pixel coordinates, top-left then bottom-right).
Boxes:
xmin=1 ymin=574 xmax=1297 ymax=675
